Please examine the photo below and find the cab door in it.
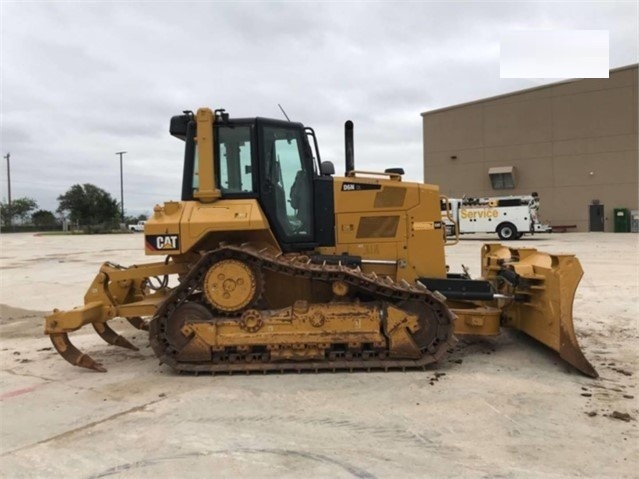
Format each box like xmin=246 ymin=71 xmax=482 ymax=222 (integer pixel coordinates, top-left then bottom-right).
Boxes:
xmin=258 ymin=120 xmax=315 ymax=251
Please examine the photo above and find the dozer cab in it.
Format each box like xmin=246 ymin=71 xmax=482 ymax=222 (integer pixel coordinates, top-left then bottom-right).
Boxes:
xmin=45 ymin=108 xmax=597 ymax=377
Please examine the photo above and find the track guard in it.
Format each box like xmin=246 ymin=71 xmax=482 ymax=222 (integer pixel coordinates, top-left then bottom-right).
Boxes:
xmin=482 ymin=244 xmax=598 ymax=378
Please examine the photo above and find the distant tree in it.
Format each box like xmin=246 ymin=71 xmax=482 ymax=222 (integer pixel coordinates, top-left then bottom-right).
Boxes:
xmin=31 ymin=209 xmax=60 ymax=228
xmin=0 ymin=197 xmax=38 ymax=226
xmin=123 ymin=215 xmax=138 ymax=226
xmin=57 ymin=184 xmax=119 ymax=232
xmin=123 ymin=213 xmax=148 ymax=226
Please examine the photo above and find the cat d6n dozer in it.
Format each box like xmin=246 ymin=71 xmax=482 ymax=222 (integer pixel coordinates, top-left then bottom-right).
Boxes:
xmin=45 ymin=108 xmax=597 ymax=377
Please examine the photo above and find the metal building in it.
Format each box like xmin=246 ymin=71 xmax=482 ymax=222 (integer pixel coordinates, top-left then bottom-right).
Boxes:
xmin=422 ymin=64 xmax=638 ymax=232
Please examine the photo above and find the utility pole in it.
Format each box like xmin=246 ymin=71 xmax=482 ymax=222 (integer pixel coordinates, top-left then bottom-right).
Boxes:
xmin=3 ymin=153 xmax=11 ymax=227
xmin=115 ymin=151 xmax=126 ymax=222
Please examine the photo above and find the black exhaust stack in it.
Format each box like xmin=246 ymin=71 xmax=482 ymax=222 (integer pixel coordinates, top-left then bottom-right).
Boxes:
xmin=345 ymin=120 xmax=354 ymax=174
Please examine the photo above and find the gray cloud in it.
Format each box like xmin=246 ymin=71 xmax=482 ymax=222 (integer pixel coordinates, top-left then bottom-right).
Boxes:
xmin=1 ymin=1 xmax=636 ymax=215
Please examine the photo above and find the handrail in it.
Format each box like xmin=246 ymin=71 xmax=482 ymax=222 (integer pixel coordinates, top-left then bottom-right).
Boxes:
xmin=345 ymin=170 xmax=402 ymax=181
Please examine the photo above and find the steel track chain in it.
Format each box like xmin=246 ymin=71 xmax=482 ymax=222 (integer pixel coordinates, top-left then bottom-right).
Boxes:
xmin=149 ymin=244 xmax=456 ymax=373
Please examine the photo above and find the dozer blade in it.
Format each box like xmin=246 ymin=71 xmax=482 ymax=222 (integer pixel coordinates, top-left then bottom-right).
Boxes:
xmin=49 ymin=333 xmax=107 ymax=372
xmin=482 ymin=244 xmax=598 ymax=378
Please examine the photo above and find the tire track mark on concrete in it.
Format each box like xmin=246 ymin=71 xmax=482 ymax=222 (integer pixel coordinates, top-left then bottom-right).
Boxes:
xmin=1 ymin=398 xmax=163 ymax=456
xmin=86 ymin=448 xmax=377 ymax=479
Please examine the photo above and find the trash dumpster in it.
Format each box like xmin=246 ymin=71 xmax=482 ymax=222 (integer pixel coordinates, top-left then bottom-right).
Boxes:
xmin=631 ymin=210 xmax=639 ymax=233
xmin=613 ymin=208 xmax=630 ymax=232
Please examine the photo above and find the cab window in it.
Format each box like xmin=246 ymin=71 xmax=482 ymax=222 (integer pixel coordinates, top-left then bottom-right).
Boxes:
xmin=217 ymin=126 xmax=253 ymax=193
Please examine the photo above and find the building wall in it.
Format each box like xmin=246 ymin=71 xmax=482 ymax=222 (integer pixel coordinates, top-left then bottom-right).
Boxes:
xmin=422 ymin=65 xmax=638 ymax=232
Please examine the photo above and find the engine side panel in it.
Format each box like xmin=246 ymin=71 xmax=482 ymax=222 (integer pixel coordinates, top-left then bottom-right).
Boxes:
xmin=144 ymin=199 xmax=278 ymax=255
xmin=329 ymin=177 xmax=446 ymax=279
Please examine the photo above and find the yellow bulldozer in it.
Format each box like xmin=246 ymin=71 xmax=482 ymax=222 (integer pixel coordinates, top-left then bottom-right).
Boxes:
xmin=45 ymin=108 xmax=597 ymax=377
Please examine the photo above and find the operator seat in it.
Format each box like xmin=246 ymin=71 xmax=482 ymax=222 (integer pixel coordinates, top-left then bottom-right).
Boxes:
xmin=290 ymin=170 xmax=311 ymax=233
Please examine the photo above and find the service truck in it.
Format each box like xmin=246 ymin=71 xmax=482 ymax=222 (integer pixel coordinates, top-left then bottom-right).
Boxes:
xmin=441 ymin=192 xmax=552 ymax=240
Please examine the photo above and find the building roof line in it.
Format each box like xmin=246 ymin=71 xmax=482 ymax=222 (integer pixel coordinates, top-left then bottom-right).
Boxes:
xmin=420 ymin=63 xmax=638 ymax=116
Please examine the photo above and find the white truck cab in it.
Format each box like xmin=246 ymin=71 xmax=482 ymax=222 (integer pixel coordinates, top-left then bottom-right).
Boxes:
xmin=442 ymin=192 xmax=552 ymax=240
xmin=127 ymin=221 xmax=146 ymax=232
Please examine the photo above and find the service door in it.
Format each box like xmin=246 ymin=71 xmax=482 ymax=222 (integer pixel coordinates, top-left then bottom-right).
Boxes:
xmin=589 ymin=204 xmax=604 ymax=232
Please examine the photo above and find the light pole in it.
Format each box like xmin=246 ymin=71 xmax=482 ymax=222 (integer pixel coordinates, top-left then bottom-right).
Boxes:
xmin=115 ymin=151 xmax=126 ymax=222
xmin=3 ymin=153 xmax=11 ymax=226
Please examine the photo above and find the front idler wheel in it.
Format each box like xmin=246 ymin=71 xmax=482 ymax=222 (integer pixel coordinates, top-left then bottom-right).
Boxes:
xmin=165 ymin=302 xmax=213 ymax=351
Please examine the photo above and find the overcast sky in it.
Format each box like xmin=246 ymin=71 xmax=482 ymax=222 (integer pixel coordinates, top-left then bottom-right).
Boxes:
xmin=1 ymin=1 xmax=637 ymax=217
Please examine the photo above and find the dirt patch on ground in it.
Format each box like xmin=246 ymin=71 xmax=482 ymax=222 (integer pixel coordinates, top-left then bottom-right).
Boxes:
xmin=0 ymin=304 xmax=47 ymax=339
